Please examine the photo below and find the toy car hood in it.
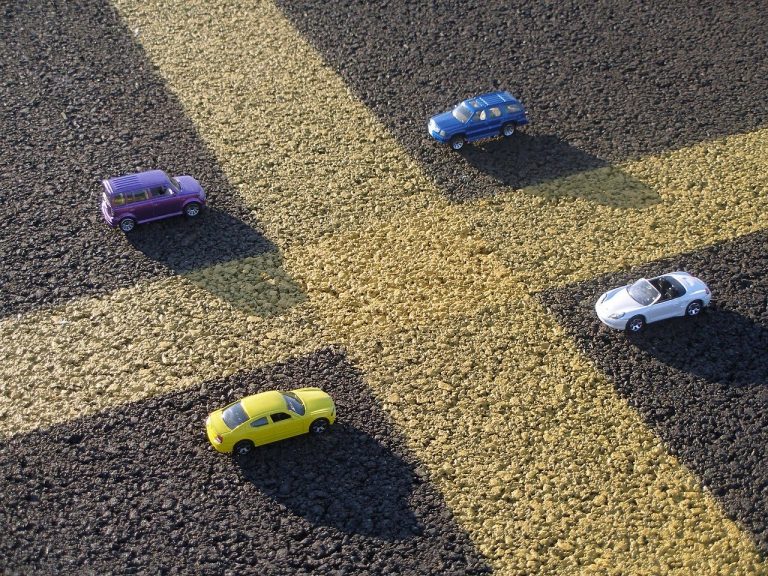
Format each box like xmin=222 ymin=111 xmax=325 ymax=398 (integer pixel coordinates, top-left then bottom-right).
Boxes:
xmin=294 ymin=387 xmax=335 ymax=413
xmin=595 ymin=285 xmax=649 ymax=318
xmin=430 ymin=110 xmax=465 ymax=133
xmin=176 ymin=175 xmax=204 ymax=196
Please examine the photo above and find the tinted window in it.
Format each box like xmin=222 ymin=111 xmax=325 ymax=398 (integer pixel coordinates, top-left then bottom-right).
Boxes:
xmin=489 ymin=107 xmax=502 ymax=118
xmin=452 ymin=103 xmax=473 ymax=123
xmin=126 ymin=189 xmax=150 ymax=204
xmin=221 ymin=402 xmax=249 ymax=429
xmin=271 ymin=412 xmax=291 ymax=423
xmin=282 ymin=392 xmax=306 ymax=416
xmin=250 ymin=417 xmax=268 ymax=428
xmin=149 ymin=186 xmax=167 ymax=197
xmin=112 ymin=193 xmax=126 ymax=206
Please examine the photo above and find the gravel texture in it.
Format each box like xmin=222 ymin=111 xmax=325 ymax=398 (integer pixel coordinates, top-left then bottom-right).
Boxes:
xmin=2 ymin=0 xmax=768 ymax=574
xmin=0 ymin=349 xmax=489 ymax=575
xmin=0 ymin=0 xmax=272 ymax=318
xmin=538 ymin=230 xmax=768 ymax=554
xmin=275 ymin=0 xmax=768 ymax=201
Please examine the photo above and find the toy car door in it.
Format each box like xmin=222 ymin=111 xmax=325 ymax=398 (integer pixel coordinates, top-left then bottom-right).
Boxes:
xmin=267 ymin=411 xmax=303 ymax=442
xmin=149 ymin=184 xmax=181 ymax=218
xmin=466 ymin=108 xmax=491 ymax=141
xmin=485 ymin=106 xmax=504 ymax=134
xmin=123 ymin=188 xmax=154 ymax=223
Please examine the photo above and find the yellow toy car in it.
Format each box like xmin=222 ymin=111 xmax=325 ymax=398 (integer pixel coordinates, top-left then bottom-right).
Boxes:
xmin=206 ymin=388 xmax=336 ymax=458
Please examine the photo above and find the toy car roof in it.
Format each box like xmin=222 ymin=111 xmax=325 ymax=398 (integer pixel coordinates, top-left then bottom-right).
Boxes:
xmin=241 ymin=391 xmax=287 ymax=416
xmin=463 ymin=91 xmax=519 ymax=109
xmin=103 ymin=170 xmax=169 ymax=196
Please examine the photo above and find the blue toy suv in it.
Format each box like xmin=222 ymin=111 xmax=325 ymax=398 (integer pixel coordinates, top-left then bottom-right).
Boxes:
xmin=428 ymin=91 xmax=529 ymax=150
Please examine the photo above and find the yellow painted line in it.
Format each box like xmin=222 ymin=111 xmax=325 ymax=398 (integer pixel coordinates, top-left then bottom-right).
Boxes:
xmin=457 ymin=128 xmax=768 ymax=290
xmin=0 ymin=254 xmax=325 ymax=434
xmin=348 ymin=303 xmax=764 ymax=573
xmin=5 ymin=0 xmax=754 ymax=571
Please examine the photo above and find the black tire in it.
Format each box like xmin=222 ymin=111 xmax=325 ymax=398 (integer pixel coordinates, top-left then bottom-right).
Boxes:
xmin=685 ymin=300 xmax=703 ymax=317
xmin=309 ymin=418 xmax=330 ymax=435
xmin=184 ymin=202 xmax=202 ymax=218
xmin=233 ymin=440 xmax=254 ymax=460
xmin=626 ymin=315 xmax=646 ymax=333
xmin=450 ymin=135 xmax=465 ymax=151
xmin=119 ymin=218 xmax=136 ymax=233
xmin=502 ymin=122 xmax=516 ymax=137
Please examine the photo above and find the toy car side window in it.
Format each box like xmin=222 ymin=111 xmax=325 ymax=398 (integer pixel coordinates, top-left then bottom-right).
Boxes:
xmin=271 ymin=412 xmax=291 ymax=423
xmin=250 ymin=417 xmax=268 ymax=428
xmin=489 ymin=107 xmax=502 ymax=118
xmin=112 ymin=193 xmax=126 ymax=206
xmin=473 ymin=110 xmax=487 ymax=122
xmin=127 ymin=189 xmax=150 ymax=203
xmin=506 ymin=104 xmax=522 ymax=113
xmin=149 ymin=186 xmax=167 ymax=197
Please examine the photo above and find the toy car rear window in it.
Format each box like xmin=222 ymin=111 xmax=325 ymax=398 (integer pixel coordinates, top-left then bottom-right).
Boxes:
xmin=222 ymin=402 xmax=249 ymax=429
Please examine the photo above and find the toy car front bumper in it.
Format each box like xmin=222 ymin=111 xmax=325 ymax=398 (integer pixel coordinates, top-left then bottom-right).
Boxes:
xmin=595 ymin=307 xmax=628 ymax=330
xmin=428 ymin=127 xmax=450 ymax=143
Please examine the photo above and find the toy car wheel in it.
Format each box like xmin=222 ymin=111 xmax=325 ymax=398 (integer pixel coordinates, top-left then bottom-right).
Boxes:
xmin=450 ymin=135 xmax=465 ymax=151
xmin=502 ymin=123 xmax=516 ymax=137
xmin=184 ymin=202 xmax=202 ymax=218
xmin=233 ymin=440 xmax=254 ymax=460
xmin=309 ymin=418 xmax=330 ymax=435
xmin=626 ymin=315 xmax=646 ymax=333
xmin=119 ymin=218 xmax=136 ymax=233
xmin=685 ymin=300 xmax=703 ymax=317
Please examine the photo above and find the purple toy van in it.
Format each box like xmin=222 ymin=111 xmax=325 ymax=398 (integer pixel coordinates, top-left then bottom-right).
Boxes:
xmin=101 ymin=169 xmax=207 ymax=232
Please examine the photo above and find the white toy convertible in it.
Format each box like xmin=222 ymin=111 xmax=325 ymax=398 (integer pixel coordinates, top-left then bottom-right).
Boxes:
xmin=595 ymin=271 xmax=711 ymax=333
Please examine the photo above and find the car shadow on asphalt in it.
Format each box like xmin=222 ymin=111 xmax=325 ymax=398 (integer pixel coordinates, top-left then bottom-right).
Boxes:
xmin=124 ymin=207 xmax=273 ymax=273
xmin=628 ymin=307 xmax=768 ymax=389
xmin=125 ymin=208 xmax=306 ymax=318
xmin=236 ymin=422 xmax=425 ymax=540
xmin=453 ymin=133 xmax=661 ymax=207
xmin=537 ymin=234 xmax=768 ymax=554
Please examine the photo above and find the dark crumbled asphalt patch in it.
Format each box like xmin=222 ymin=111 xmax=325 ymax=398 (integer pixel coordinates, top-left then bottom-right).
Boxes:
xmin=538 ymin=231 xmax=768 ymax=554
xmin=0 ymin=1 xmax=272 ymax=318
xmin=0 ymin=348 xmax=490 ymax=575
xmin=275 ymin=0 xmax=768 ymax=201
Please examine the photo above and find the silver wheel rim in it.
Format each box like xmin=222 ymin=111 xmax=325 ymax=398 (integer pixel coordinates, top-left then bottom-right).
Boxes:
xmin=503 ymin=125 xmax=515 ymax=136
xmin=451 ymin=138 xmax=464 ymax=150
xmin=237 ymin=444 xmax=250 ymax=455
xmin=629 ymin=319 xmax=643 ymax=332
xmin=186 ymin=205 xmax=200 ymax=217
xmin=313 ymin=422 xmax=326 ymax=434
xmin=120 ymin=220 xmax=134 ymax=232
xmin=688 ymin=303 xmax=701 ymax=316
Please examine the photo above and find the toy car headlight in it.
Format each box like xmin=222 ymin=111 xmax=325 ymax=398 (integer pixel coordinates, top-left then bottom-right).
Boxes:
xmin=608 ymin=312 xmax=625 ymax=320
xmin=438 ymin=129 xmax=447 ymax=137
